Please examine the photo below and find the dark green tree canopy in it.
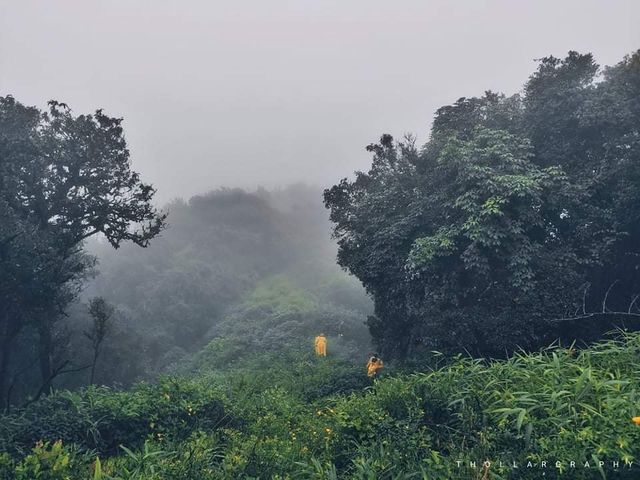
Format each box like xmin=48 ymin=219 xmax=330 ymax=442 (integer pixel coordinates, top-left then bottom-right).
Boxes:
xmin=324 ymin=50 xmax=640 ymax=359
xmin=1 ymin=97 xmax=166 ymax=250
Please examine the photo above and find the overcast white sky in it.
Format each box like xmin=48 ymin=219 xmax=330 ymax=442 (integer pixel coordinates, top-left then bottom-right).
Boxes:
xmin=1 ymin=1 xmax=639 ymax=203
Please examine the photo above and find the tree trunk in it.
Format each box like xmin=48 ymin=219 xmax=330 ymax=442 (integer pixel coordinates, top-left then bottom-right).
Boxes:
xmin=37 ymin=320 xmax=54 ymax=395
xmin=89 ymin=348 xmax=99 ymax=385
xmin=0 ymin=311 xmax=20 ymax=411
xmin=0 ymin=334 xmax=12 ymax=411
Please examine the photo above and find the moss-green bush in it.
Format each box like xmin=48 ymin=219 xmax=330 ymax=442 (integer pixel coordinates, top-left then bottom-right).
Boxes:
xmin=1 ymin=378 xmax=228 ymax=456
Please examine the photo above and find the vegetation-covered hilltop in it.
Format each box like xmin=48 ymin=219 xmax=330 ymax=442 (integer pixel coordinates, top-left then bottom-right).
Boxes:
xmin=72 ymin=185 xmax=373 ymax=387
xmin=2 ymin=181 xmax=372 ymax=403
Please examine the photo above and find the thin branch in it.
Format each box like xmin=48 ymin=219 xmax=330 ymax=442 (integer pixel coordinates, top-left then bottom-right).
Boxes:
xmin=19 ymin=361 xmax=90 ymax=408
xmin=477 ymin=281 xmax=495 ymax=301
xmin=57 ymin=363 xmax=92 ymax=375
xmin=549 ymin=311 xmax=640 ymax=323
xmin=602 ymin=280 xmax=619 ymax=313
xmin=582 ymin=282 xmax=590 ymax=315
xmin=629 ymin=293 xmax=640 ymax=314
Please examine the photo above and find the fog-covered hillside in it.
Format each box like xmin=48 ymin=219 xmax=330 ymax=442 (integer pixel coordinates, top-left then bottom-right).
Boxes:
xmin=58 ymin=185 xmax=372 ymax=389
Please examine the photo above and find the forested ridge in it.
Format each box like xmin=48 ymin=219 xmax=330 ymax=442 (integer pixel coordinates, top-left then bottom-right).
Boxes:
xmin=78 ymin=186 xmax=372 ymax=385
xmin=4 ymin=183 xmax=373 ymax=399
xmin=1 ymin=49 xmax=640 ymax=479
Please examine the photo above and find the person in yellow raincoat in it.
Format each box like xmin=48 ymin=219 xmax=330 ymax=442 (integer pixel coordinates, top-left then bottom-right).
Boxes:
xmin=315 ymin=334 xmax=327 ymax=357
xmin=367 ymin=355 xmax=384 ymax=377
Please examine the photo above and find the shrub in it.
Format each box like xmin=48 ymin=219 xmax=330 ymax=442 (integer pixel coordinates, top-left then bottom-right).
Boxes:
xmin=1 ymin=378 xmax=228 ymax=456
xmin=5 ymin=332 xmax=640 ymax=478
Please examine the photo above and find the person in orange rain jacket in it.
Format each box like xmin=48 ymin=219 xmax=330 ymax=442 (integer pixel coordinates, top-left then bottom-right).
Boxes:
xmin=367 ymin=355 xmax=384 ymax=378
xmin=315 ymin=333 xmax=327 ymax=357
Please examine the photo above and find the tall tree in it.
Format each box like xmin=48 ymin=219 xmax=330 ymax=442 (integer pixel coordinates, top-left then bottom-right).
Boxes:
xmin=325 ymin=50 xmax=640 ymax=359
xmin=86 ymin=297 xmax=114 ymax=385
xmin=0 ymin=96 xmax=166 ymax=406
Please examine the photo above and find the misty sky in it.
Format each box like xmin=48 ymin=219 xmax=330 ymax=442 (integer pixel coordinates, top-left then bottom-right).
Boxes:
xmin=1 ymin=1 xmax=639 ymax=204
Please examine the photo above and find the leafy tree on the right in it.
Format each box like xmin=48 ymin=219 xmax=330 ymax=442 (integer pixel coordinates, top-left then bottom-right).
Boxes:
xmin=324 ymin=50 xmax=640 ymax=359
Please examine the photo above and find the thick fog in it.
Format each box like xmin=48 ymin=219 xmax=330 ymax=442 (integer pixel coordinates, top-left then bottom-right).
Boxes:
xmin=1 ymin=0 xmax=638 ymax=203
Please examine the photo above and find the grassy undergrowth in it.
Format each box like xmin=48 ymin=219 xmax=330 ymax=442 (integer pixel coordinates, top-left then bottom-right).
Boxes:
xmin=4 ymin=333 xmax=640 ymax=479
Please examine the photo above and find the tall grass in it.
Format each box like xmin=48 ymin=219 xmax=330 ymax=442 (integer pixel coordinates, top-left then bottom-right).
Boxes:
xmin=4 ymin=332 xmax=640 ymax=479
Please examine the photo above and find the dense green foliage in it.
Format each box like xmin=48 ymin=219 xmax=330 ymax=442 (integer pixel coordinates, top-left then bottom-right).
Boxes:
xmin=324 ymin=51 xmax=640 ymax=359
xmin=4 ymin=333 xmax=640 ymax=478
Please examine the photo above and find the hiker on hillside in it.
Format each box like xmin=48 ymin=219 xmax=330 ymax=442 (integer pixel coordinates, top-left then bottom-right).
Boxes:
xmin=315 ymin=333 xmax=327 ymax=357
xmin=366 ymin=354 xmax=384 ymax=378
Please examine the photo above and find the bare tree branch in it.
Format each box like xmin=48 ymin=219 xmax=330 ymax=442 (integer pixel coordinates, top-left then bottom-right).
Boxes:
xmin=602 ymin=280 xmax=619 ymax=313
xmin=582 ymin=282 xmax=590 ymax=315
xmin=550 ymin=311 xmax=640 ymax=323
xmin=629 ymin=293 xmax=640 ymax=314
